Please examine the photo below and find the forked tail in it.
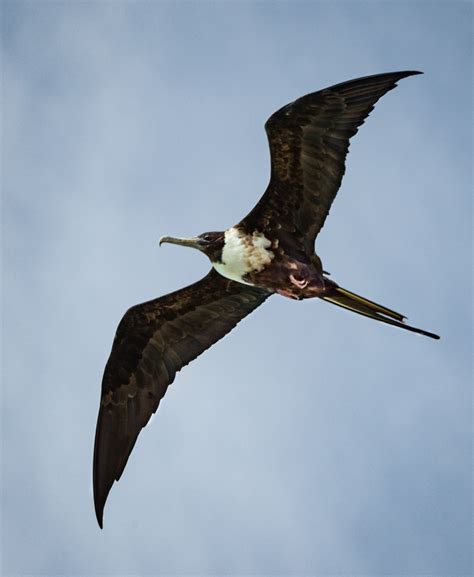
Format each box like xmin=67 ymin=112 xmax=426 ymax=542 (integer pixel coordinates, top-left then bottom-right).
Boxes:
xmin=321 ymin=286 xmax=439 ymax=339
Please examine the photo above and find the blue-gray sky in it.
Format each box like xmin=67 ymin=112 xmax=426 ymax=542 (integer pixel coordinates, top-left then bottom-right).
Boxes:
xmin=1 ymin=2 xmax=472 ymax=576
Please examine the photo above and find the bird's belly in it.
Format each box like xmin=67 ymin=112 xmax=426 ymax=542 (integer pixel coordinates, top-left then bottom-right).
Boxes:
xmin=245 ymin=259 xmax=329 ymax=299
xmin=213 ymin=261 xmax=254 ymax=285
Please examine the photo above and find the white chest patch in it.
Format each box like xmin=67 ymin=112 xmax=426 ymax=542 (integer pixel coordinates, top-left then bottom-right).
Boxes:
xmin=212 ymin=227 xmax=275 ymax=285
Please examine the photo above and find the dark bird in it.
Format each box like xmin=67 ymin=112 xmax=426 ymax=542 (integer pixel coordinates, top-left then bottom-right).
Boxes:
xmin=93 ymin=71 xmax=439 ymax=528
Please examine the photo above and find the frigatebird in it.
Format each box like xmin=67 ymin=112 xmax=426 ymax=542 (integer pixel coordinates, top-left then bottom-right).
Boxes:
xmin=93 ymin=71 xmax=439 ymax=528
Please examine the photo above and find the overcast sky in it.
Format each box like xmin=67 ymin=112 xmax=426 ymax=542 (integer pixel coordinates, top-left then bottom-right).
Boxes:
xmin=2 ymin=2 xmax=472 ymax=576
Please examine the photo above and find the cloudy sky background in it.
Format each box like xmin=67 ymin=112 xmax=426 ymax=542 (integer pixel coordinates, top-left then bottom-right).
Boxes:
xmin=2 ymin=2 xmax=472 ymax=576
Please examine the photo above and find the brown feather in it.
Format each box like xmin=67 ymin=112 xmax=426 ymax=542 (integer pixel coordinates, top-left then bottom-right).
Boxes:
xmin=240 ymin=71 xmax=422 ymax=255
xmin=93 ymin=269 xmax=270 ymax=527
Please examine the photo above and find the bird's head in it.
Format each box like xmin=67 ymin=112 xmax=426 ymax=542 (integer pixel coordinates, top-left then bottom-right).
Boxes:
xmin=159 ymin=231 xmax=225 ymax=263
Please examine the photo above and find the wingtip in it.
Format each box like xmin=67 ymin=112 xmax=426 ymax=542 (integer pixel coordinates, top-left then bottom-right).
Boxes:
xmin=93 ymin=471 xmax=112 ymax=529
xmin=95 ymin=501 xmax=104 ymax=529
xmin=379 ymin=70 xmax=423 ymax=82
xmin=395 ymin=70 xmax=423 ymax=75
xmin=389 ymin=70 xmax=423 ymax=81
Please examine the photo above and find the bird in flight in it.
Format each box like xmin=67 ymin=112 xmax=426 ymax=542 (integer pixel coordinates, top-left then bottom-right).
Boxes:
xmin=93 ymin=70 xmax=439 ymax=528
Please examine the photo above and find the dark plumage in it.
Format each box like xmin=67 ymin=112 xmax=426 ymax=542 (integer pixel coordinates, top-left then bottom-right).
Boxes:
xmin=93 ymin=71 xmax=439 ymax=528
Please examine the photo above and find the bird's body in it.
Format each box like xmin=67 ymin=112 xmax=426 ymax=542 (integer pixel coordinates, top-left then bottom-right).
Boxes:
xmin=211 ymin=226 xmax=329 ymax=298
xmin=93 ymin=71 xmax=439 ymax=528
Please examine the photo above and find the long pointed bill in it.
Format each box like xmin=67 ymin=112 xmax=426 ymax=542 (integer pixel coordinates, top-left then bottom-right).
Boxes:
xmin=159 ymin=235 xmax=203 ymax=249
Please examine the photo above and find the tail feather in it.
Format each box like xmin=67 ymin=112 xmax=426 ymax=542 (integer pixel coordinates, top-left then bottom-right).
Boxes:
xmin=322 ymin=286 xmax=439 ymax=340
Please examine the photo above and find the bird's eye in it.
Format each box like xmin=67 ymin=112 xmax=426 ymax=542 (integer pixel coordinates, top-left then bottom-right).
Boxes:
xmin=201 ymin=233 xmax=212 ymax=242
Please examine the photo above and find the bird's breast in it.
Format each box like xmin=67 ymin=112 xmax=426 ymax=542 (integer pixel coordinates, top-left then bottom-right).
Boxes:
xmin=212 ymin=227 xmax=275 ymax=285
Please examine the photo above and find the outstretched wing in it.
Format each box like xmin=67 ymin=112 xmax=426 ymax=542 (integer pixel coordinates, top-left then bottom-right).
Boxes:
xmin=93 ymin=269 xmax=270 ymax=527
xmin=240 ymin=71 xmax=421 ymax=256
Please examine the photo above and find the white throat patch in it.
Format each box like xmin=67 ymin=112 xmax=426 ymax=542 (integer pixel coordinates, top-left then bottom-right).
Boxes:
xmin=212 ymin=227 xmax=274 ymax=285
